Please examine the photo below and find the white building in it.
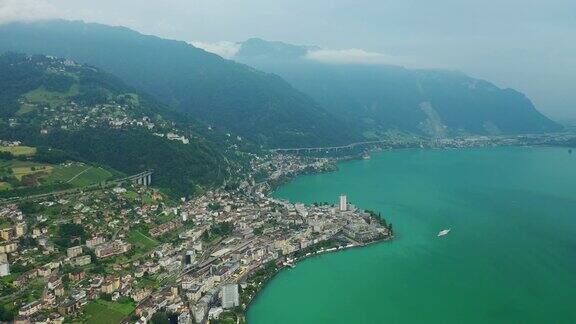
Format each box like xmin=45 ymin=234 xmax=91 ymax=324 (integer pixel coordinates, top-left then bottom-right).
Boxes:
xmin=339 ymin=194 xmax=348 ymax=211
xmin=221 ymin=284 xmax=239 ymax=309
xmin=0 ymin=262 xmax=9 ymax=277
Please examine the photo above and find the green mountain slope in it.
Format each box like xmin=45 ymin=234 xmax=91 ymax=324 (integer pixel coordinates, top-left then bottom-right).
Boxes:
xmin=235 ymin=38 xmax=562 ymax=138
xmin=0 ymin=20 xmax=362 ymax=147
xmin=0 ymin=52 xmax=227 ymax=196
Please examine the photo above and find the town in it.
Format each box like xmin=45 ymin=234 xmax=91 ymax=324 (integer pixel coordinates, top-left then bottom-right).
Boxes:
xmin=0 ymin=153 xmax=393 ymax=324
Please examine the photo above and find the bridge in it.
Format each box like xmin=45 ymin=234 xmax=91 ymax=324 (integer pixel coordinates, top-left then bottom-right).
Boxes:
xmin=0 ymin=170 xmax=153 ymax=205
xmin=271 ymin=139 xmax=417 ymax=153
xmin=126 ymin=170 xmax=153 ymax=186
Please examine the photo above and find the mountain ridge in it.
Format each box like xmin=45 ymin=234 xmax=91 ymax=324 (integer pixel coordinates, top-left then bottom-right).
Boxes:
xmin=0 ymin=20 xmax=362 ymax=148
xmin=233 ymin=38 xmax=562 ymax=137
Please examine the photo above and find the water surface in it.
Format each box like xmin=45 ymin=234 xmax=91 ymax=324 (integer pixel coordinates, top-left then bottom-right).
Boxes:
xmin=248 ymin=147 xmax=576 ymax=324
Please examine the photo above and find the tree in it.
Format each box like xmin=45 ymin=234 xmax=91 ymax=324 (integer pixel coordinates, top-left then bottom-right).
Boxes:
xmin=55 ymin=223 xmax=86 ymax=248
xmin=0 ymin=304 xmax=16 ymax=322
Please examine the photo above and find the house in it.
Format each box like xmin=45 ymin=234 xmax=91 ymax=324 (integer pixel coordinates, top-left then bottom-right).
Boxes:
xmin=101 ymin=276 xmax=120 ymax=294
xmin=15 ymin=223 xmax=26 ymax=237
xmin=47 ymin=276 xmax=62 ymax=290
xmin=58 ymin=299 xmax=81 ymax=315
xmin=19 ymin=301 xmax=43 ymax=317
xmin=54 ymin=284 xmax=65 ymax=297
xmin=0 ymin=228 xmax=13 ymax=241
xmin=69 ymin=269 xmax=85 ymax=282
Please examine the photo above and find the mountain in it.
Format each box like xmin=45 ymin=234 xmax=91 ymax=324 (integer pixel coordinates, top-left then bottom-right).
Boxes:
xmin=0 ymin=52 xmax=228 ymax=196
xmin=234 ymin=38 xmax=563 ymax=138
xmin=0 ymin=20 xmax=361 ymax=148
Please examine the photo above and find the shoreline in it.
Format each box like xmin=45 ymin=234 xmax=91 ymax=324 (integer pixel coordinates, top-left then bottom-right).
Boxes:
xmin=237 ymin=153 xmax=396 ymax=323
xmin=241 ymin=234 xmax=394 ymax=322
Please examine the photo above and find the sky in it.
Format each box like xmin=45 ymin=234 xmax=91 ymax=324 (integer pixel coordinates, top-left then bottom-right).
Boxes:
xmin=1 ymin=0 xmax=575 ymax=122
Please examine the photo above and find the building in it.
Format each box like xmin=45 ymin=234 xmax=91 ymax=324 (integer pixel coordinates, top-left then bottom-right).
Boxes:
xmin=67 ymin=245 xmax=83 ymax=258
xmin=208 ymin=307 xmax=223 ymax=320
xmin=101 ymin=276 xmax=120 ymax=293
xmin=94 ymin=240 xmax=131 ymax=258
xmin=15 ymin=223 xmax=26 ymax=237
xmin=0 ymin=242 xmax=18 ymax=253
xmin=71 ymin=255 xmax=92 ymax=267
xmin=0 ymin=228 xmax=13 ymax=241
xmin=85 ymin=236 xmax=105 ymax=249
xmin=131 ymin=289 xmax=150 ymax=303
xmin=58 ymin=299 xmax=81 ymax=315
xmin=178 ymin=312 xmax=192 ymax=324
xmin=339 ymin=194 xmax=348 ymax=211
xmin=221 ymin=284 xmax=239 ymax=309
xmin=19 ymin=301 xmax=43 ymax=317
xmin=0 ymin=262 xmax=10 ymax=277
xmin=47 ymin=276 xmax=62 ymax=290
xmin=184 ymin=250 xmax=195 ymax=265
xmin=68 ymin=269 xmax=85 ymax=282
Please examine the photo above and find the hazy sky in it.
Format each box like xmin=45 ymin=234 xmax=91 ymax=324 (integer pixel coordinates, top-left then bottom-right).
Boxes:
xmin=1 ymin=0 xmax=575 ymax=121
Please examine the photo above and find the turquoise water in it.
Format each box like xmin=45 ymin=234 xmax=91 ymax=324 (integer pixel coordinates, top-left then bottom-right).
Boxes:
xmin=247 ymin=147 xmax=576 ymax=324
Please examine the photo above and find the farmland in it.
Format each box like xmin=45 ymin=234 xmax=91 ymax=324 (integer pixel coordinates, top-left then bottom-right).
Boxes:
xmin=0 ymin=158 xmax=115 ymax=193
xmin=0 ymin=146 xmax=36 ymax=156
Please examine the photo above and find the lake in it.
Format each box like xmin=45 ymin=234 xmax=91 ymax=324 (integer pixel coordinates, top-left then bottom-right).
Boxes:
xmin=247 ymin=146 xmax=576 ymax=323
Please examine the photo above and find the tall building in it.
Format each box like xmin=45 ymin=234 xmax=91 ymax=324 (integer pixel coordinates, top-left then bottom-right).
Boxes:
xmin=184 ymin=250 xmax=195 ymax=265
xmin=339 ymin=194 xmax=348 ymax=211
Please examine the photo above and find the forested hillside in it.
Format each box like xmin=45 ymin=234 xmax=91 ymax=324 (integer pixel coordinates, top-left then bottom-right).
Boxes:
xmin=0 ymin=20 xmax=362 ymax=148
xmin=0 ymin=53 xmax=227 ymax=196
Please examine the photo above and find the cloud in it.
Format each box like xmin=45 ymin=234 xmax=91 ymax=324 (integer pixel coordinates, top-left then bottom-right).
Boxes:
xmin=189 ymin=40 xmax=240 ymax=59
xmin=0 ymin=0 xmax=61 ymax=24
xmin=193 ymin=39 xmax=416 ymax=67
xmin=305 ymin=48 xmax=409 ymax=66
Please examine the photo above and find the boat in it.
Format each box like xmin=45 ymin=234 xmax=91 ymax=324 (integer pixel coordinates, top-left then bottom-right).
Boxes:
xmin=437 ymin=229 xmax=451 ymax=237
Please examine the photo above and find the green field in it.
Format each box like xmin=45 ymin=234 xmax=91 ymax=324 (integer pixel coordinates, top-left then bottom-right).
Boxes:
xmin=0 ymin=160 xmax=114 ymax=192
xmin=16 ymin=103 xmax=36 ymax=115
xmin=24 ymin=84 xmax=80 ymax=108
xmin=0 ymin=146 xmax=37 ymax=156
xmin=11 ymin=165 xmax=52 ymax=180
xmin=127 ymin=229 xmax=159 ymax=251
xmin=46 ymin=165 xmax=114 ymax=186
xmin=84 ymin=300 xmax=135 ymax=324
xmin=0 ymin=160 xmax=52 ymax=181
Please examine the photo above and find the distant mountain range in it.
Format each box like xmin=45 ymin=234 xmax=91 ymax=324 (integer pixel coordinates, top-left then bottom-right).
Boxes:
xmin=0 ymin=20 xmax=361 ymax=148
xmin=0 ymin=20 xmax=562 ymax=150
xmin=234 ymin=38 xmax=562 ymax=138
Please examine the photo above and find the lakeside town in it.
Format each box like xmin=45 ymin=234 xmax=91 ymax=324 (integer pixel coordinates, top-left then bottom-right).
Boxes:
xmin=1 ymin=130 xmax=575 ymax=323
xmin=0 ymin=152 xmax=393 ymax=324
